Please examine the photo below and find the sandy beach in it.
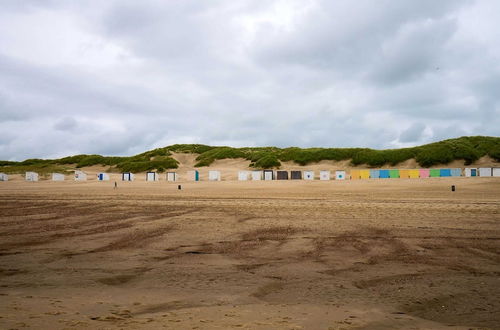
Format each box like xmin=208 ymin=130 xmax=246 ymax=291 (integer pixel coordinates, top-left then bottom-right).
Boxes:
xmin=0 ymin=177 xmax=499 ymax=329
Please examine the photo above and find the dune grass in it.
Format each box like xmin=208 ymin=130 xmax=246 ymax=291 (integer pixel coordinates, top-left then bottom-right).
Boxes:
xmin=1 ymin=136 xmax=498 ymax=173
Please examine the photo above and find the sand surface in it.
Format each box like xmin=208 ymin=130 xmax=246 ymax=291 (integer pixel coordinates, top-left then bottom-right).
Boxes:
xmin=0 ymin=178 xmax=499 ymax=329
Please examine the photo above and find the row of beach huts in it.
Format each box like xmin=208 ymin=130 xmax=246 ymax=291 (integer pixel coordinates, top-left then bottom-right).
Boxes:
xmin=1 ymin=167 xmax=499 ymax=182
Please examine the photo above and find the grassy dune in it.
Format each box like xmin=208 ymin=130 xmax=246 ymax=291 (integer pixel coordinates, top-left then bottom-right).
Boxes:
xmin=1 ymin=136 xmax=499 ymax=174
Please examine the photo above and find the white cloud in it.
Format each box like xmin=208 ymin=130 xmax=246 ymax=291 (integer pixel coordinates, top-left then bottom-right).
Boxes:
xmin=0 ymin=0 xmax=498 ymax=160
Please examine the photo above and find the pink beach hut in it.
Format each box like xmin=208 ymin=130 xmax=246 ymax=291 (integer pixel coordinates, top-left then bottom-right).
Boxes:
xmin=419 ymin=169 xmax=430 ymax=178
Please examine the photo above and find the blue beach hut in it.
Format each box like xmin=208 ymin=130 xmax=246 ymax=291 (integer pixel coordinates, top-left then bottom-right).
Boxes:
xmin=379 ymin=170 xmax=390 ymax=178
xmin=440 ymin=169 xmax=451 ymax=177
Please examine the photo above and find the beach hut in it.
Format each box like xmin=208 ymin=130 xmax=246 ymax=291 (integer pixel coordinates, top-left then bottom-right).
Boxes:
xmin=26 ymin=172 xmax=38 ymax=181
xmin=52 ymin=173 xmax=65 ymax=181
xmin=290 ymin=171 xmax=302 ymax=180
xmin=98 ymin=173 xmax=110 ymax=181
xmin=465 ymin=168 xmax=478 ymax=177
xmin=304 ymin=171 xmax=314 ymax=180
xmin=350 ymin=170 xmax=360 ymax=180
xmin=264 ymin=170 xmax=274 ymax=181
xmin=320 ymin=171 xmax=330 ymax=180
xmin=389 ymin=169 xmax=399 ymax=178
xmin=75 ymin=171 xmax=87 ymax=181
xmin=479 ymin=168 xmax=492 ymax=177
xmin=369 ymin=169 xmax=379 ymax=179
xmin=399 ymin=169 xmax=410 ymax=179
xmin=166 ymin=172 xmax=177 ymax=182
xmin=122 ymin=173 xmax=134 ymax=181
xmin=252 ymin=171 xmax=262 ymax=181
xmin=450 ymin=168 xmax=461 ymax=177
xmin=276 ymin=171 xmax=288 ymax=180
xmin=419 ymin=169 xmax=430 ymax=178
xmin=238 ymin=171 xmax=250 ymax=181
xmin=187 ymin=170 xmax=199 ymax=181
xmin=493 ymin=168 xmax=500 ymax=177
xmin=360 ymin=170 xmax=370 ymax=179
xmin=379 ymin=169 xmax=390 ymax=179
xmin=0 ymin=173 xmax=9 ymax=181
xmin=409 ymin=169 xmax=420 ymax=178
xmin=146 ymin=172 xmax=159 ymax=181
xmin=335 ymin=171 xmax=346 ymax=180
xmin=440 ymin=169 xmax=451 ymax=177
xmin=209 ymin=170 xmax=221 ymax=181
xmin=430 ymin=169 xmax=441 ymax=177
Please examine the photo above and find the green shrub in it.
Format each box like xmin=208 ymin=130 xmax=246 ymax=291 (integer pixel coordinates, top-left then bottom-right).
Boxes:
xmin=253 ymin=154 xmax=281 ymax=168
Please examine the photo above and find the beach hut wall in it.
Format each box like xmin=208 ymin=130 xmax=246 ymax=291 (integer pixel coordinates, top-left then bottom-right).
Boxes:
xmin=379 ymin=169 xmax=390 ymax=178
xmin=399 ymin=169 xmax=410 ymax=179
xmin=276 ymin=171 xmax=288 ymax=180
xmin=350 ymin=170 xmax=360 ymax=180
xmin=430 ymin=169 xmax=441 ymax=177
xmin=479 ymin=168 xmax=492 ymax=177
xmin=122 ymin=172 xmax=134 ymax=181
xmin=0 ymin=173 xmax=8 ymax=181
xmin=360 ymin=170 xmax=370 ymax=179
xmin=389 ymin=169 xmax=399 ymax=178
xmin=75 ymin=171 xmax=87 ymax=181
xmin=209 ymin=170 xmax=221 ymax=181
xmin=290 ymin=171 xmax=302 ymax=180
xmin=450 ymin=168 xmax=461 ymax=177
xmin=320 ymin=171 xmax=330 ymax=180
xmin=98 ymin=173 xmax=110 ymax=181
xmin=187 ymin=170 xmax=199 ymax=181
xmin=440 ymin=169 xmax=451 ymax=177
xmin=303 ymin=171 xmax=314 ymax=180
xmin=166 ymin=172 xmax=177 ymax=182
xmin=238 ymin=171 xmax=250 ymax=181
xmin=335 ymin=171 xmax=345 ymax=180
xmin=52 ymin=173 xmax=65 ymax=181
xmin=493 ymin=168 xmax=500 ymax=177
xmin=25 ymin=172 xmax=39 ymax=181
xmin=409 ymin=170 xmax=420 ymax=178
xmin=419 ymin=169 xmax=430 ymax=178
xmin=146 ymin=172 xmax=158 ymax=181
xmin=264 ymin=170 xmax=274 ymax=181
xmin=369 ymin=169 xmax=380 ymax=179
xmin=252 ymin=171 xmax=263 ymax=181
xmin=465 ymin=168 xmax=477 ymax=177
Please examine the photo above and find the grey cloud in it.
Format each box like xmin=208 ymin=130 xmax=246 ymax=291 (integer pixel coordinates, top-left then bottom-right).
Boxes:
xmin=54 ymin=117 xmax=78 ymax=131
xmin=399 ymin=123 xmax=426 ymax=143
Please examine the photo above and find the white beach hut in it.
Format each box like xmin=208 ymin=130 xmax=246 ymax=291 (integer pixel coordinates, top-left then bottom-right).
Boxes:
xmin=26 ymin=172 xmax=39 ymax=181
xmin=146 ymin=172 xmax=158 ymax=181
xmin=465 ymin=168 xmax=478 ymax=177
xmin=335 ymin=170 xmax=346 ymax=180
xmin=52 ymin=173 xmax=65 ymax=181
xmin=187 ymin=170 xmax=199 ymax=181
xmin=75 ymin=171 xmax=87 ymax=181
xmin=122 ymin=173 xmax=134 ymax=181
xmin=251 ymin=171 xmax=262 ymax=181
xmin=303 ymin=171 xmax=314 ymax=180
xmin=97 ymin=173 xmax=110 ymax=181
xmin=209 ymin=170 xmax=221 ymax=181
xmin=166 ymin=172 xmax=177 ymax=182
xmin=319 ymin=171 xmax=330 ymax=181
xmin=479 ymin=168 xmax=492 ymax=177
xmin=264 ymin=170 xmax=274 ymax=181
xmin=238 ymin=171 xmax=250 ymax=181
xmin=493 ymin=168 xmax=500 ymax=177
xmin=0 ymin=173 xmax=8 ymax=181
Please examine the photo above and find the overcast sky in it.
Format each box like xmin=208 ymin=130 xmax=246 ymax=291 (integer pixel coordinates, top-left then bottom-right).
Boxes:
xmin=1 ymin=0 xmax=499 ymax=160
